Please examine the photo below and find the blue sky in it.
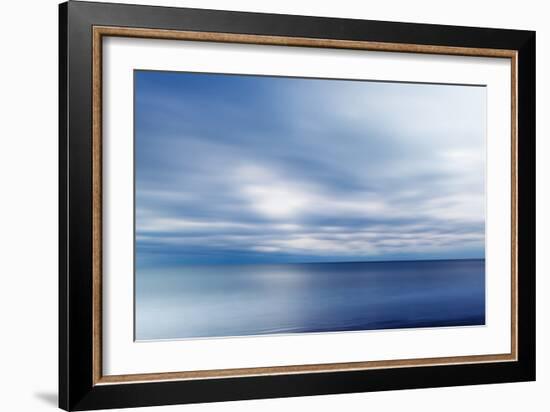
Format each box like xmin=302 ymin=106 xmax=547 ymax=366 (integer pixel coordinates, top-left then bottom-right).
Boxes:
xmin=135 ymin=70 xmax=486 ymax=266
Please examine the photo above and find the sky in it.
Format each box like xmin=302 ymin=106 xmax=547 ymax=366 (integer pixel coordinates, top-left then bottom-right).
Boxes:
xmin=134 ymin=70 xmax=486 ymax=267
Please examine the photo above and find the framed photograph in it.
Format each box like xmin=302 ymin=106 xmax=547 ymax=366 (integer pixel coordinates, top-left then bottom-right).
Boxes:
xmin=59 ymin=1 xmax=536 ymax=410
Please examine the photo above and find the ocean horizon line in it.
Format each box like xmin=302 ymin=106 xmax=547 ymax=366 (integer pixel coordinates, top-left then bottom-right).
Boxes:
xmin=137 ymin=256 xmax=485 ymax=269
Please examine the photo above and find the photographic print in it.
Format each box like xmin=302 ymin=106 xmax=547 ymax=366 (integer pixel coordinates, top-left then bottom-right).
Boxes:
xmin=134 ymin=70 xmax=486 ymax=341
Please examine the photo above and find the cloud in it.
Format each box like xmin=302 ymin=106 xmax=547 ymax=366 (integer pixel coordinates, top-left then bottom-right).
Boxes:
xmin=135 ymin=71 xmax=485 ymax=265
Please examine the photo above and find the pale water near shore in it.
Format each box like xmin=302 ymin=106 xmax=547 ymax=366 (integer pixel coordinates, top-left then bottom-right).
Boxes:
xmin=135 ymin=258 xmax=485 ymax=340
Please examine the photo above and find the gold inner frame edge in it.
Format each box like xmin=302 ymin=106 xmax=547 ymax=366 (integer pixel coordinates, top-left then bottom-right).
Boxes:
xmin=91 ymin=26 xmax=518 ymax=386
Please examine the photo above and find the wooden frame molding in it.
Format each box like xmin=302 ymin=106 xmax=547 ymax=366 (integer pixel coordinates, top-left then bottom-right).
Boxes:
xmin=91 ymin=25 xmax=518 ymax=386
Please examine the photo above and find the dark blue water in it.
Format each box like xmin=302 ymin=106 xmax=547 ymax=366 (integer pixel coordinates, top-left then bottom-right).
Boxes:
xmin=135 ymin=259 xmax=485 ymax=340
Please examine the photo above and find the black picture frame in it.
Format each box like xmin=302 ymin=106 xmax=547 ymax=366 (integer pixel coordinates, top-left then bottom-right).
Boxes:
xmin=59 ymin=1 xmax=536 ymax=410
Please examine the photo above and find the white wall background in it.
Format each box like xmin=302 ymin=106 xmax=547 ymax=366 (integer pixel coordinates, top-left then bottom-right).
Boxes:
xmin=0 ymin=0 xmax=546 ymax=411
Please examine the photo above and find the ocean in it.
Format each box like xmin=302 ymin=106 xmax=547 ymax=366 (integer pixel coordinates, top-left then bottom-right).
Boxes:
xmin=135 ymin=258 xmax=485 ymax=340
